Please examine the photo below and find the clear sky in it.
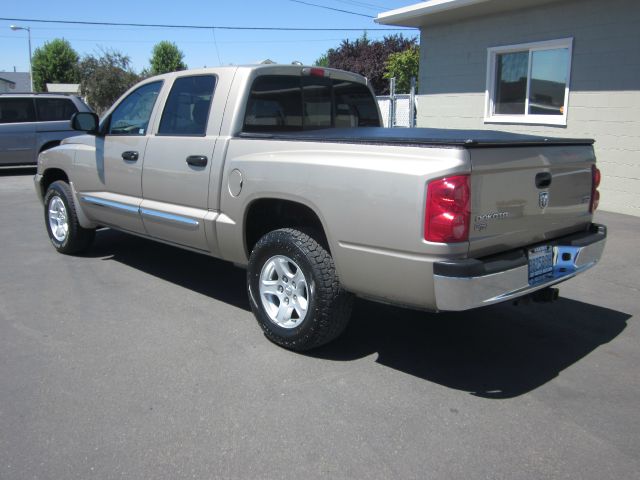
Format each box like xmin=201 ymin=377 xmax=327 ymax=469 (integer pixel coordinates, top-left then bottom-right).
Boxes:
xmin=1 ymin=0 xmax=417 ymax=74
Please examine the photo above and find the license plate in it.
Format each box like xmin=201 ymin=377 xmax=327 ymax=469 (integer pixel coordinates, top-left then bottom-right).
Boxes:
xmin=528 ymin=245 xmax=553 ymax=281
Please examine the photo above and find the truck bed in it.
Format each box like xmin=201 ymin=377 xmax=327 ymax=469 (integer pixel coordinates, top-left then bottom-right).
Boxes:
xmin=237 ymin=126 xmax=597 ymax=260
xmin=237 ymin=127 xmax=594 ymax=148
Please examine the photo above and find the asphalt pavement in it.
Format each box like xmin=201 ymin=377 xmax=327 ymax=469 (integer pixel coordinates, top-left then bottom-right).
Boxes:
xmin=1 ymin=168 xmax=639 ymax=479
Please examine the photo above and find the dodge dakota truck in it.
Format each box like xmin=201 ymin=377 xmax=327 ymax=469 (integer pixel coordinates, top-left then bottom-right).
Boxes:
xmin=34 ymin=65 xmax=606 ymax=351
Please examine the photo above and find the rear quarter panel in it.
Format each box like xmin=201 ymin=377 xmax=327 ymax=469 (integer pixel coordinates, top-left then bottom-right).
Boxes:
xmin=216 ymin=138 xmax=470 ymax=309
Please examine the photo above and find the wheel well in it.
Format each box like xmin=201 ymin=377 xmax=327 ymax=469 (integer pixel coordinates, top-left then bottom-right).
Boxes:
xmin=39 ymin=141 xmax=61 ymax=153
xmin=245 ymin=199 xmax=330 ymax=256
xmin=41 ymin=168 xmax=69 ymax=197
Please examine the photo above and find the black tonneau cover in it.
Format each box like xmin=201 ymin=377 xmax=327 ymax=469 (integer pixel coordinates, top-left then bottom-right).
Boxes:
xmin=237 ymin=127 xmax=594 ymax=148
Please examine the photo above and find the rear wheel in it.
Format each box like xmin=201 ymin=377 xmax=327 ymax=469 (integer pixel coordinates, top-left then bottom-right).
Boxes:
xmin=44 ymin=180 xmax=94 ymax=254
xmin=247 ymin=228 xmax=352 ymax=351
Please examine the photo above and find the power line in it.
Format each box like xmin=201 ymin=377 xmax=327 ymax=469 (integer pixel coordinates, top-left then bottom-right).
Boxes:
xmin=331 ymin=0 xmax=392 ymax=11
xmin=211 ymin=28 xmax=222 ymax=66
xmin=0 ymin=17 xmax=413 ymax=31
xmin=288 ymin=0 xmax=373 ymax=18
xmin=0 ymin=34 xmax=362 ymax=45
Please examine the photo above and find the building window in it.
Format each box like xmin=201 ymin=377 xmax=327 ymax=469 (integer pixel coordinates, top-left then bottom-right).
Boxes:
xmin=485 ymin=38 xmax=573 ymax=126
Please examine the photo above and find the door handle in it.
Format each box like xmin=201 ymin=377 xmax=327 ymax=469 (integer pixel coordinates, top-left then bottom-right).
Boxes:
xmin=535 ymin=172 xmax=552 ymax=188
xmin=122 ymin=151 xmax=139 ymax=161
xmin=186 ymin=155 xmax=208 ymax=167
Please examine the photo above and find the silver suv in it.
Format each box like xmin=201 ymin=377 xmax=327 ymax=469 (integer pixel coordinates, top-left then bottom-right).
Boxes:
xmin=0 ymin=93 xmax=93 ymax=166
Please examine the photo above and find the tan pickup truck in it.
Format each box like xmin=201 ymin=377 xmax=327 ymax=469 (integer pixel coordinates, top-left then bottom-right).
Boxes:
xmin=34 ymin=65 xmax=606 ymax=350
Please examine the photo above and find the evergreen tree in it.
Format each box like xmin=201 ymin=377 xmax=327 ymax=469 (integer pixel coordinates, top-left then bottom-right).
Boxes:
xmin=31 ymin=39 xmax=79 ymax=92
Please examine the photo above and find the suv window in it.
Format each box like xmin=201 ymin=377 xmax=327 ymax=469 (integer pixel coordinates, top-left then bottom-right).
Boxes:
xmin=108 ymin=81 xmax=162 ymax=135
xmin=36 ymin=98 xmax=78 ymax=121
xmin=158 ymin=75 xmax=216 ymax=136
xmin=243 ymin=75 xmax=380 ymax=133
xmin=0 ymin=98 xmax=36 ymax=124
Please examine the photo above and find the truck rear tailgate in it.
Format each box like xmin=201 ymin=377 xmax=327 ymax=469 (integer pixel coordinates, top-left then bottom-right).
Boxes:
xmin=468 ymin=144 xmax=595 ymax=258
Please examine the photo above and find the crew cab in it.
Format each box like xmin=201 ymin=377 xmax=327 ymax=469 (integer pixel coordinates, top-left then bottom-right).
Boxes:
xmin=34 ymin=65 xmax=606 ymax=350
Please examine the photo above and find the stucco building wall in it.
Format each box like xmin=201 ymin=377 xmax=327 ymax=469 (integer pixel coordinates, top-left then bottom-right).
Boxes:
xmin=416 ymin=0 xmax=640 ymax=215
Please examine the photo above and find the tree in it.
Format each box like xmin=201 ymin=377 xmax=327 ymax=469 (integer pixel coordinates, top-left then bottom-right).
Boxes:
xmin=314 ymin=53 xmax=329 ymax=67
xmin=383 ymin=46 xmax=420 ymax=94
xmin=31 ymin=39 xmax=79 ymax=92
xmin=149 ymin=41 xmax=187 ymax=75
xmin=78 ymin=50 xmax=140 ymax=114
xmin=322 ymin=34 xmax=417 ymax=95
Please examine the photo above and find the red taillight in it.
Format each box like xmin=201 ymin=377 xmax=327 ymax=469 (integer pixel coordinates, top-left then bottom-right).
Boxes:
xmin=302 ymin=67 xmax=327 ymax=77
xmin=593 ymin=166 xmax=601 ymax=188
xmin=425 ymin=175 xmax=470 ymax=243
xmin=590 ymin=165 xmax=601 ymax=213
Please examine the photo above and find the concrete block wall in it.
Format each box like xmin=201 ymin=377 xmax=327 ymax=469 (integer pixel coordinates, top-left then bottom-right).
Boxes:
xmin=416 ymin=0 xmax=640 ymax=216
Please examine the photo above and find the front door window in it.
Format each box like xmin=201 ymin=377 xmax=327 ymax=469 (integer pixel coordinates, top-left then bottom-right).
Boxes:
xmin=108 ymin=81 xmax=162 ymax=135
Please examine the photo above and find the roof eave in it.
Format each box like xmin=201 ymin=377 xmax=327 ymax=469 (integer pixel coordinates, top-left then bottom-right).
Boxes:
xmin=375 ymin=0 xmax=492 ymax=27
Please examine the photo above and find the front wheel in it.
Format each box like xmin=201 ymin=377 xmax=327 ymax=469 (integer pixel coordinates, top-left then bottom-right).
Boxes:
xmin=247 ymin=228 xmax=352 ymax=351
xmin=43 ymin=180 xmax=95 ymax=254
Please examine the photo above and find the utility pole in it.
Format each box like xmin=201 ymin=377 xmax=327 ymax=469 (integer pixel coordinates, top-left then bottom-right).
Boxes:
xmin=10 ymin=25 xmax=33 ymax=92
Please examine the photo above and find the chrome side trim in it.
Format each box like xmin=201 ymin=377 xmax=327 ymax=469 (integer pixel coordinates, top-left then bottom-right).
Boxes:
xmin=80 ymin=195 xmax=200 ymax=229
xmin=434 ymin=235 xmax=606 ymax=311
xmin=339 ymin=239 xmax=468 ymax=259
xmin=140 ymin=208 xmax=200 ymax=229
xmin=81 ymin=195 xmax=139 ymax=214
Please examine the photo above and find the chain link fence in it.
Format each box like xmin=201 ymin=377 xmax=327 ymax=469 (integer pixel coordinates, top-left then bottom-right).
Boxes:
xmin=376 ymin=77 xmax=416 ymax=128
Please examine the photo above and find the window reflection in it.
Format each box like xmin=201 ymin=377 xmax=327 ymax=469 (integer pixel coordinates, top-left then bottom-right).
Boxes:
xmin=243 ymin=75 xmax=380 ymax=132
xmin=109 ymin=81 xmax=162 ymax=135
xmin=529 ymin=48 xmax=569 ymax=115
xmin=495 ymin=52 xmax=528 ymax=114
xmin=158 ymin=76 xmax=216 ymax=136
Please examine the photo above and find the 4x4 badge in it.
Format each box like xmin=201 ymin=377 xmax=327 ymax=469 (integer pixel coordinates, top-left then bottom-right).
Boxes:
xmin=539 ymin=191 xmax=549 ymax=209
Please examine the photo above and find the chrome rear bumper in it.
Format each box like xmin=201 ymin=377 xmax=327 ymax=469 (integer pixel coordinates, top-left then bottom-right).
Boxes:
xmin=433 ymin=224 xmax=606 ymax=311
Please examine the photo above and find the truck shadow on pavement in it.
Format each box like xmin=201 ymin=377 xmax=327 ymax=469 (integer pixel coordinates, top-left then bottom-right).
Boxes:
xmin=313 ymin=298 xmax=630 ymax=399
xmin=0 ymin=166 xmax=36 ymax=176
xmin=90 ymin=228 xmax=630 ymax=400
xmin=89 ymin=228 xmax=251 ymax=312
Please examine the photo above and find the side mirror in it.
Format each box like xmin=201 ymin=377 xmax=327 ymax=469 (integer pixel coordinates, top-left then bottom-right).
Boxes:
xmin=71 ymin=112 xmax=100 ymax=134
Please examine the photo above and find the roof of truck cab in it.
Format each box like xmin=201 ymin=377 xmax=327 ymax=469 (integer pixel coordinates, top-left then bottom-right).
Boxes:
xmin=145 ymin=64 xmax=368 ymax=85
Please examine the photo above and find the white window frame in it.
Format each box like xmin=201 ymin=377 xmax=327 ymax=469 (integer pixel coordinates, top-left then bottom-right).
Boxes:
xmin=484 ymin=38 xmax=573 ymax=126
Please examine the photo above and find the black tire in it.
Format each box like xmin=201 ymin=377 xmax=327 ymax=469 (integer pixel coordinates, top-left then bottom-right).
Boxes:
xmin=247 ymin=228 xmax=353 ymax=351
xmin=43 ymin=180 xmax=95 ymax=254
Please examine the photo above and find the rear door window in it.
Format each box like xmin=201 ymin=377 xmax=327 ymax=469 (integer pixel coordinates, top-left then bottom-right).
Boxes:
xmin=158 ymin=75 xmax=216 ymax=136
xmin=0 ymin=98 xmax=36 ymax=124
xmin=35 ymin=98 xmax=78 ymax=121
